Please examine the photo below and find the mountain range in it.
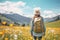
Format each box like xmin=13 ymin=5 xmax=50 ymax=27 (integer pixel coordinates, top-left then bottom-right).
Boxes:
xmin=0 ymin=13 xmax=60 ymax=25
xmin=44 ymin=15 xmax=60 ymax=22
xmin=0 ymin=13 xmax=31 ymax=25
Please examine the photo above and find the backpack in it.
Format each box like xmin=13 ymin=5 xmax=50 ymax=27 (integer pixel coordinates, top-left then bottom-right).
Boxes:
xmin=33 ymin=17 xmax=44 ymax=33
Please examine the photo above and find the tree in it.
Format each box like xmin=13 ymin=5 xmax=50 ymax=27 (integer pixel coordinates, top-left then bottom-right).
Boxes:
xmin=27 ymin=24 xmax=30 ymax=26
xmin=14 ymin=22 xmax=20 ymax=26
xmin=22 ymin=24 xmax=25 ymax=27
xmin=0 ymin=19 xmax=1 ymax=23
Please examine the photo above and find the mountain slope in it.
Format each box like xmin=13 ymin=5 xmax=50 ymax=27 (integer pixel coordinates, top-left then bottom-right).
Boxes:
xmin=0 ymin=14 xmax=15 ymax=25
xmin=45 ymin=20 xmax=60 ymax=28
xmin=1 ymin=13 xmax=60 ymax=26
xmin=44 ymin=15 xmax=60 ymax=22
xmin=2 ymin=14 xmax=31 ymax=25
xmin=0 ymin=14 xmax=13 ymax=22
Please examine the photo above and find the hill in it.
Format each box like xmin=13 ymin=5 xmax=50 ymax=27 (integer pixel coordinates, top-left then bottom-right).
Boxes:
xmin=1 ymin=13 xmax=31 ymax=25
xmin=44 ymin=15 xmax=60 ymax=22
xmin=0 ymin=14 xmax=14 ymax=25
xmin=45 ymin=20 xmax=60 ymax=28
xmin=2 ymin=13 xmax=60 ymax=24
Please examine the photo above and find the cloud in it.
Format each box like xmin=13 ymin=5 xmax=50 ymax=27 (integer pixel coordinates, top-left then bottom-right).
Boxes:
xmin=0 ymin=1 xmax=26 ymax=7
xmin=43 ymin=10 xmax=53 ymax=14
xmin=58 ymin=13 xmax=60 ymax=15
xmin=42 ymin=10 xmax=57 ymax=18
xmin=16 ymin=1 xmax=26 ymax=7
xmin=24 ymin=14 xmax=33 ymax=18
xmin=0 ymin=1 xmax=34 ymax=18
xmin=0 ymin=1 xmax=26 ymax=15
xmin=0 ymin=1 xmax=42 ymax=18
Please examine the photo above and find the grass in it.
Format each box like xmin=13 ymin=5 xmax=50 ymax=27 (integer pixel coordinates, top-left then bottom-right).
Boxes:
xmin=0 ymin=15 xmax=12 ymax=22
xmin=45 ymin=20 xmax=60 ymax=28
xmin=0 ymin=20 xmax=60 ymax=40
xmin=0 ymin=26 xmax=60 ymax=40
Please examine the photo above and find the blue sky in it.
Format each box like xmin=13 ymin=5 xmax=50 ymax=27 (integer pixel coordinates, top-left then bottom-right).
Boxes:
xmin=0 ymin=0 xmax=60 ymax=18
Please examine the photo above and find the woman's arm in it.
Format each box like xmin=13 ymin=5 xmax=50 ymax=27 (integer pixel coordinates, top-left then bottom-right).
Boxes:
xmin=41 ymin=17 xmax=46 ymax=36
xmin=30 ymin=19 xmax=34 ymax=36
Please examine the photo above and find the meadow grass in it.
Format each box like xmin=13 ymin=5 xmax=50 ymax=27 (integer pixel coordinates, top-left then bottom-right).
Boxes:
xmin=0 ymin=26 xmax=60 ymax=40
xmin=45 ymin=20 xmax=60 ymax=28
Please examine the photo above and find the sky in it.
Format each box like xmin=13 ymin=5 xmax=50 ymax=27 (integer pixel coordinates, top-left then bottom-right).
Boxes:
xmin=0 ymin=0 xmax=60 ymax=18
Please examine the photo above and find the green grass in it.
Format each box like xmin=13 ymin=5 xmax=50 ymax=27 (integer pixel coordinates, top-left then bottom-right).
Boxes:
xmin=0 ymin=15 xmax=12 ymax=22
xmin=45 ymin=20 xmax=60 ymax=28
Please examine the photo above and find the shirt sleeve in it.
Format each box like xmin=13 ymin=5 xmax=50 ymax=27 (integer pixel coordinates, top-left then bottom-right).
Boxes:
xmin=30 ymin=19 xmax=34 ymax=33
xmin=42 ymin=17 xmax=46 ymax=33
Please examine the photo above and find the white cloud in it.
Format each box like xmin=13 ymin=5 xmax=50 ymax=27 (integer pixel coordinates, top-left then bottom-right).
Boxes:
xmin=0 ymin=1 xmax=35 ymax=18
xmin=0 ymin=1 xmax=42 ymax=18
xmin=24 ymin=14 xmax=33 ymax=18
xmin=0 ymin=1 xmax=26 ymax=15
xmin=16 ymin=1 xmax=26 ymax=7
xmin=57 ymin=13 xmax=60 ymax=15
xmin=43 ymin=10 xmax=53 ymax=14
xmin=42 ymin=10 xmax=57 ymax=18
xmin=0 ymin=1 xmax=59 ymax=18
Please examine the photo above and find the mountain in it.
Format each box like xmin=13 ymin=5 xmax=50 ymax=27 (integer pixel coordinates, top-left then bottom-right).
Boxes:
xmin=2 ymin=13 xmax=31 ymax=25
xmin=44 ymin=15 xmax=60 ymax=22
xmin=0 ymin=13 xmax=14 ymax=25
xmin=0 ymin=12 xmax=60 ymax=26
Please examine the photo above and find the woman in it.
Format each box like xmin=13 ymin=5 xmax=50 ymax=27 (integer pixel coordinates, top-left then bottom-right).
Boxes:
xmin=31 ymin=9 xmax=46 ymax=40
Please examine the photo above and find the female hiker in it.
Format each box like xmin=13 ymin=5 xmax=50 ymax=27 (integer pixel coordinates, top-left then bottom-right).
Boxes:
xmin=31 ymin=9 xmax=46 ymax=40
